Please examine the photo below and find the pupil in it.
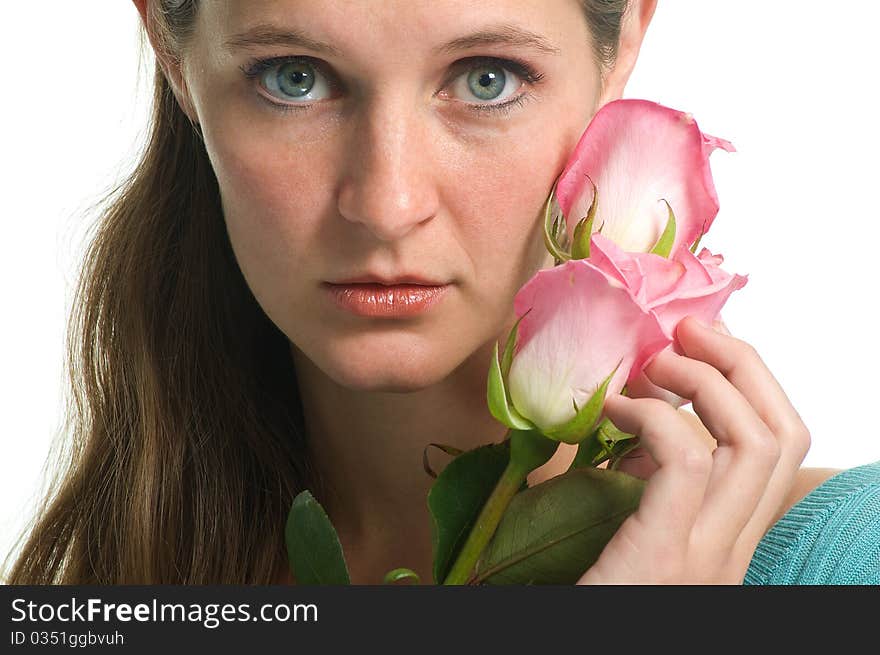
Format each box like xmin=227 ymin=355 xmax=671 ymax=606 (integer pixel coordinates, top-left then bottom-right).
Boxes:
xmin=277 ymin=62 xmax=315 ymax=97
xmin=467 ymin=66 xmax=505 ymax=101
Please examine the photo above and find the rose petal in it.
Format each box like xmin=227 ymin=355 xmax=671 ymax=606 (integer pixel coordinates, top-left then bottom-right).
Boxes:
xmin=508 ymin=260 xmax=670 ymax=431
xmin=556 ymin=99 xmax=735 ymax=253
xmin=652 ymin=271 xmax=748 ymax=337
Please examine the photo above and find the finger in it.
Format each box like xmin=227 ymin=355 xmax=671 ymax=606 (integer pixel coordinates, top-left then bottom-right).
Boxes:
xmin=641 ymin=346 xmax=779 ymax=546
xmin=602 ymin=394 xmax=712 ymax=548
xmin=611 ymin=444 xmax=658 ymax=480
xmin=676 ymin=317 xmax=807 ymax=451
xmin=611 ymin=408 xmax=715 ymax=480
xmin=626 ymin=367 xmax=690 ymax=408
xmin=675 ymin=317 xmax=811 ymax=547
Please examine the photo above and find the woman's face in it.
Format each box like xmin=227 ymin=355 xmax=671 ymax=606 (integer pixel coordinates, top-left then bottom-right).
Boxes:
xmin=180 ymin=0 xmax=604 ymax=391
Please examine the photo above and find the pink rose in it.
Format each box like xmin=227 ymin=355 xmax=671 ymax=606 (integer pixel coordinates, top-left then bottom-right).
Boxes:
xmin=589 ymin=232 xmax=748 ymax=406
xmin=555 ymin=99 xmax=735 ymax=254
xmin=502 ymin=259 xmax=671 ymax=439
xmin=488 ymin=99 xmax=746 ymax=439
xmin=588 ymin=233 xmax=748 ymax=338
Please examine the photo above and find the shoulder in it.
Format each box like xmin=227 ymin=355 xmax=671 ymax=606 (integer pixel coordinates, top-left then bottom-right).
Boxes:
xmin=774 ymin=466 xmax=846 ymax=524
xmin=746 ymin=459 xmax=880 ymax=585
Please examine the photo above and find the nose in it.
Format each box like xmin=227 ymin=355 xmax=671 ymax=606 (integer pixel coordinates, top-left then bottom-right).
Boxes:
xmin=336 ymin=97 xmax=439 ymax=242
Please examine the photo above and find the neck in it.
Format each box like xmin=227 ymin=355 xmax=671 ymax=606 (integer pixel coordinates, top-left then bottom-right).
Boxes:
xmin=289 ymin=301 xmax=578 ymax=584
xmin=290 ymin=332 xmax=507 ymax=582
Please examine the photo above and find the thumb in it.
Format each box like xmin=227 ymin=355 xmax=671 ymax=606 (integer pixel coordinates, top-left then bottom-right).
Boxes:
xmin=626 ymin=367 xmax=688 ymax=408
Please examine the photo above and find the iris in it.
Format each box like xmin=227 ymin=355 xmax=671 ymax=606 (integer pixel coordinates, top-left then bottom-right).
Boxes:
xmin=467 ymin=65 xmax=506 ymax=101
xmin=274 ymin=61 xmax=316 ymax=97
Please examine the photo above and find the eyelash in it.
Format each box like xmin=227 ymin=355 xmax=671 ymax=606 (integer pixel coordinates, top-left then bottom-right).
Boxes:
xmin=239 ymin=55 xmax=545 ymax=117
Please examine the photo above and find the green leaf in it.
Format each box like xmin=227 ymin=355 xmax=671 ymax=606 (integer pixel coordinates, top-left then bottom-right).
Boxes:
xmin=570 ymin=176 xmax=598 ymax=260
xmin=423 ymin=442 xmax=466 ymax=479
xmin=649 ymin=200 xmax=677 ymax=258
xmin=487 ymin=341 xmax=536 ymax=431
xmin=543 ymin=364 xmax=619 ymax=444
xmin=428 ymin=440 xmax=528 ymax=584
xmin=285 ymin=490 xmax=350 ymax=585
xmin=383 ymin=568 xmax=421 ymax=585
xmin=472 ymin=467 xmax=646 ymax=584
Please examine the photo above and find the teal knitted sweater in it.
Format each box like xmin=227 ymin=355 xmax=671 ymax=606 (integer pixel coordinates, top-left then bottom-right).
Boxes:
xmin=745 ymin=459 xmax=880 ymax=584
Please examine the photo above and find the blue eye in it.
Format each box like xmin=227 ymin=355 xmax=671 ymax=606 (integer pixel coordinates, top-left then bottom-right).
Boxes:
xmin=446 ymin=56 xmax=545 ymax=115
xmin=272 ymin=60 xmax=317 ymax=97
xmin=240 ymin=55 xmax=544 ymax=116
xmin=454 ymin=61 xmax=518 ymax=103
xmin=243 ymin=57 xmax=335 ymax=104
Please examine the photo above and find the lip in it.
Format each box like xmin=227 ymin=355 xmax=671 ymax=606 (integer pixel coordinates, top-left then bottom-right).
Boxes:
xmin=329 ymin=274 xmax=448 ymax=286
xmin=323 ymin=282 xmax=450 ymax=318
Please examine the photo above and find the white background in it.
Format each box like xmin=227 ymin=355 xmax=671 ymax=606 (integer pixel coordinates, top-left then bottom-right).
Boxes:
xmin=3 ymin=2 xmax=879 ymax=570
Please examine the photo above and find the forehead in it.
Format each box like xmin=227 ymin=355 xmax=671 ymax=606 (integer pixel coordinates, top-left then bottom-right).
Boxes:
xmin=198 ymin=0 xmax=588 ymax=61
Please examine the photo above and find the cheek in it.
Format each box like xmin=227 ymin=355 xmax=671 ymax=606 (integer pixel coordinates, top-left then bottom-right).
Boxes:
xmin=206 ymin=127 xmax=320 ymax=237
xmin=201 ymin=105 xmax=332 ymax=259
xmin=441 ymin=127 xmax=574 ymax=295
xmin=197 ymin=115 xmax=341 ymax=340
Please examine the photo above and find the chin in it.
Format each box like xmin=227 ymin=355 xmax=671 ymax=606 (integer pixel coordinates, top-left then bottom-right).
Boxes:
xmin=325 ymin=360 xmax=450 ymax=393
xmin=317 ymin=338 xmax=460 ymax=393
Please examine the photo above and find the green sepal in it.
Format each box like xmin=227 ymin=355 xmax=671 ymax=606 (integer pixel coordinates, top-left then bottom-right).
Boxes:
xmin=568 ymin=416 xmax=637 ymax=471
xmin=542 ymin=362 xmax=620 ymax=444
xmin=567 ymin=385 xmax=635 ymax=471
xmin=598 ymin=417 xmax=638 ymax=463
xmin=543 ymin=178 xmax=572 ymax=265
xmin=570 ymin=177 xmax=598 ymax=260
xmin=689 ymin=225 xmax=705 ymax=254
xmin=649 ymin=199 xmax=677 ymax=258
xmin=383 ymin=568 xmax=421 ymax=585
xmin=608 ymin=438 xmax=642 ymax=470
xmin=488 ymin=341 xmax=536 ymax=431
xmin=509 ymin=428 xmax=559 ymax=476
xmin=501 ymin=308 xmax=532 ymax=383
xmin=553 ymin=214 xmax=570 ymax=253
xmin=567 ymin=422 xmax=605 ymax=471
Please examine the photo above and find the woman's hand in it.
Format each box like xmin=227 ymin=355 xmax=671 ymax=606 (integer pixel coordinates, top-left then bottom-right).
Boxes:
xmin=576 ymin=316 xmax=811 ymax=584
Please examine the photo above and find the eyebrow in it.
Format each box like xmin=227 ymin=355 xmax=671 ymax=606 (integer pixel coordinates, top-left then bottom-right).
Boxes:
xmin=433 ymin=23 xmax=561 ymax=56
xmin=223 ymin=22 xmax=561 ymax=57
xmin=224 ymin=24 xmax=342 ymax=56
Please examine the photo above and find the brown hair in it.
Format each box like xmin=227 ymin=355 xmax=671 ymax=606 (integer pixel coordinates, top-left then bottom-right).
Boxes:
xmin=4 ymin=0 xmax=631 ymax=584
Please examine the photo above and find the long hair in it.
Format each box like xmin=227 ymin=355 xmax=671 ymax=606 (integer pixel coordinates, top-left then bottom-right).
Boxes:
xmin=4 ymin=0 xmax=630 ymax=584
